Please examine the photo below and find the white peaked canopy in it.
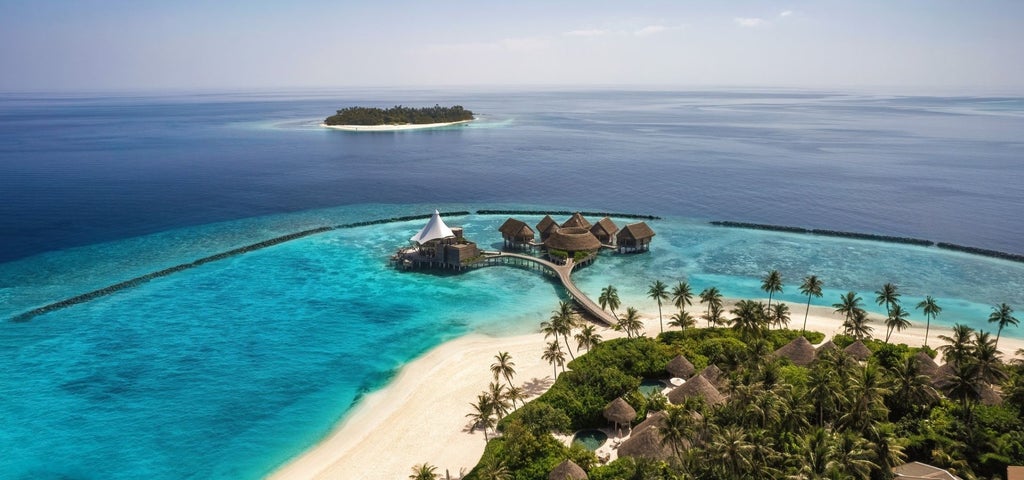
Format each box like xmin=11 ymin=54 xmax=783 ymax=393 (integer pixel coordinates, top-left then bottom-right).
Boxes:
xmin=410 ymin=210 xmax=456 ymax=244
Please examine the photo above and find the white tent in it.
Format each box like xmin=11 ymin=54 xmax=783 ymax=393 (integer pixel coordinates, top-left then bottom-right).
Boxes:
xmin=410 ymin=210 xmax=455 ymax=244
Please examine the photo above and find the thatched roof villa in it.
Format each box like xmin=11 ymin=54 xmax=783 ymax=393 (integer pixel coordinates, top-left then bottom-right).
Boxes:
xmin=549 ymin=459 xmax=588 ymax=480
xmin=561 ymin=212 xmax=592 ymax=230
xmin=667 ymin=374 xmax=725 ymax=406
xmin=590 ymin=217 xmax=619 ymax=245
xmin=498 ymin=218 xmax=535 ymax=249
xmin=617 ymin=222 xmax=655 ymax=253
xmin=774 ymin=336 xmax=817 ymax=366
xmin=537 ymin=215 xmax=559 ymax=241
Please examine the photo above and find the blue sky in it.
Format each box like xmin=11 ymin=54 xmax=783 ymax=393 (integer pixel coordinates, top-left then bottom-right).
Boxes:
xmin=1 ymin=1 xmax=1022 ymax=92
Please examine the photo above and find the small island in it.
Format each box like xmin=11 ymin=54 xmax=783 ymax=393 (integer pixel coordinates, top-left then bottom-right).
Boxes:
xmin=322 ymin=104 xmax=475 ymax=131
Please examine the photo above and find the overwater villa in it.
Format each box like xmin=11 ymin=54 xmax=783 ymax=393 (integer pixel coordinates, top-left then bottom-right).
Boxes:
xmin=393 ymin=210 xmax=480 ymax=270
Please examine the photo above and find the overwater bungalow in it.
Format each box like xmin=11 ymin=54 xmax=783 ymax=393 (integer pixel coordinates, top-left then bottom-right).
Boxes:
xmin=616 ymin=222 xmax=656 ymax=253
xmin=544 ymin=227 xmax=602 ymax=263
xmin=537 ymin=215 xmax=559 ymax=241
xmin=498 ymin=217 xmax=535 ymax=250
xmin=561 ymin=212 xmax=592 ymax=230
xmin=590 ymin=217 xmax=619 ymax=246
xmin=395 ymin=210 xmax=480 ymax=270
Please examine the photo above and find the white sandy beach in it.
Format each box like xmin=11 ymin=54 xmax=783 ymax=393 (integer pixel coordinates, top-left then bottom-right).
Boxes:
xmin=320 ymin=120 xmax=472 ymax=131
xmin=269 ymin=299 xmax=1024 ymax=480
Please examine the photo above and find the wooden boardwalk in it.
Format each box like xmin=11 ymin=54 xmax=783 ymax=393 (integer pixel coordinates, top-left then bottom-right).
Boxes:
xmin=479 ymin=251 xmax=618 ymax=326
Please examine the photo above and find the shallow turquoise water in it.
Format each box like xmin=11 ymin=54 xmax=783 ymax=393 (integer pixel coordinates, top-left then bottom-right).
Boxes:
xmin=1 ymin=204 xmax=1023 ymax=479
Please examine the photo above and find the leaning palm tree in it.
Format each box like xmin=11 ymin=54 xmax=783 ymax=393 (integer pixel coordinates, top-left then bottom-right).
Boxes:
xmin=699 ymin=287 xmax=723 ymax=327
xmin=833 ymin=291 xmax=864 ymax=334
xmin=474 ymin=459 xmax=511 ymax=480
xmin=648 ymin=280 xmax=670 ymax=333
xmin=915 ymin=295 xmax=942 ymax=347
xmin=466 ymin=394 xmax=496 ymax=441
xmin=490 ymin=351 xmax=516 ymax=391
xmin=541 ymin=341 xmax=566 ymax=378
xmin=672 ymin=281 xmax=694 ymax=315
xmin=938 ymin=323 xmax=975 ymax=367
xmin=875 ymin=282 xmax=901 ymax=319
xmin=505 ymin=385 xmax=526 ymax=412
xmin=884 ymin=304 xmax=911 ymax=344
xmin=541 ymin=301 xmax=577 ymax=360
xmin=618 ymin=307 xmax=644 ymax=338
xmin=847 ymin=309 xmax=874 ymax=341
xmin=410 ymin=463 xmax=440 ymax=480
xmin=730 ymin=299 xmax=766 ymax=340
xmin=574 ymin=324 xmax=602 ymax=352
xmin=488 ymin=382 xmax=511 ymax=419
xmin=988 ymin=303 xmax=1018 ymax=350
xmin=761 ymin=270 xmax=783 ymax=312
xmin=599 ymin=284 xmax=621 ymax=320
xmin=770 ymin=303 xmax=791 ymax=330
xmin=799 ymin=275 xmax=824 ymax=333
xmin=669 ymin=310 xmax=695 ymax=330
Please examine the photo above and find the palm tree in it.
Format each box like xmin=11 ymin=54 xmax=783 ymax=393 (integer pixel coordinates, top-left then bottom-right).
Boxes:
xmin=936 ymin=360 xmax=982 ymax=413
xmin=505 ymin=385 xmax=526 ymax=412
xmin=706 ymin=303 xmax=724 ymax=327
xmin=888 ymin=355 xmax=939 ymax=417
xmin=974 ymin=331 xmax=1008 ymax=385
xmin=660 ymin=406 xmax=696 ymax=459
xmin=699 ymin=287 xmax=723 ymax=327
xmin=761 ymin=269 xmax=783 ymax=312
xmin=988 ymin=303 xmax=1018 ymax=350
xmin=409 ymin=463 xmax=439 ymax=480
xmin=541 ymin=301 xmax=577 ymax=360
xmin=916 ymin=295 xmax=942 ymax=347
xmin=847 ymin=309 xmax=874 ymax=341
xmin=875 ymin=282 xmax=901 ymax=319
xmin=541 ymin=341 xmax=566 ymax=378
xmin=618 ymin=307 xmax=644 ymax=338
xmin=806 ymin=361 xmax=843 ymax=427
xmin=938 ymin=323 xmax=975 ymax=367
xmin=826 ymin=432 xmax=878 ymax=479
xmin=648 ymin=280 xmax=670 ymax=333
xmin=599 ymin=284 xmax=621 ymax=320
xmin=799 ymin=275 xmax=824 ymax=333
xmin=490 ymin=351 xmax=516 ymax=392
xmin=708 ymin=426 xmax=754 ymax=478
xmin=669 ymin=310 xmax=695 ymax=330
xmin=883 ymin=304 xmax=911 ymax=344
xmin=838 ymin=364 xmax=891 ymax=434
xmin=672 ymin=281 xmax=694 ymax=315
xmin=475 ymin=459 xmax=511 ymax=480
xmin=769 ymin=303 xmax=791 ymax=330
xmin=730 ymin=299 xmax=766 ymax=340
xmin=488 ymin=382 xmax=511 ymax=419
xmin=833 ymin=291 xmax=864 ymax=334
xmin=466 ymin=394 xmax=496 ymax=441
xmin=574 ymin=324 xmax=602 ymax=352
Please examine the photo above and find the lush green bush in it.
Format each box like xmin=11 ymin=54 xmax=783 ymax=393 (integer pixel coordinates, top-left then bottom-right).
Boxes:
xmin=323 ymin=104 xmax=473 ymax=125
xmin=465 ymin=419 xmax=596 ymax=480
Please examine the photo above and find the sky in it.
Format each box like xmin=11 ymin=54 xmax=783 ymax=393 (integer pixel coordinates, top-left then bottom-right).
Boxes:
xmin=1 ymin=0 xmax=1022 ymax=93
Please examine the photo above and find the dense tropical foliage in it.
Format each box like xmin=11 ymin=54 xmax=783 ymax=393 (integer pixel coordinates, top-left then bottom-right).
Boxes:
xmin=324 ymin=104 xmax=474 ymax=125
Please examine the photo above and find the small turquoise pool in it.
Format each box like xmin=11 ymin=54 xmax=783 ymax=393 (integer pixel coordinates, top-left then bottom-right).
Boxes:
xmin=572 ymin=429 xmax=608 ymax=451
xmin=638 ymin=379 xmax=665 ymax=396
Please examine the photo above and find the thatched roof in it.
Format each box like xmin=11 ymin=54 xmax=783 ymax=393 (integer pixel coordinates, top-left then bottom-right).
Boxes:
xmin=499 ymin=218 xmax=534 ymax=239
xmin=981 ymin=384 xmax=1003 ymax=406
xmin=549 ymin=459 xmax=588 ymax=480
xmin=774 ymin=336 xmax=817 ymax=366
xmin=561 ymin=212 xmax=592 ymax=230
xmin=932 ymin=363 xmax=955 ymax=387
xmin=667 ymin=374 xmax=725 ymax=406
xmin=913 ymin=351 xmax=940 ymax=378
xmin=545 ymin=227 xmax=602 ymax=252
xmin=617 ymin=425 xmax=673 ymax=460
xmin=590 ymin=217 xmax=619 ymax=237
xmin=537 ymin=215 xmax=558 ymax=235
xmin=603 ymin=397 xmax=637 ymax=425
xmin=816 ymin=340 xmax=838 ymax=354
xmin=617 ymin=222 xmax=656 ymax=242
xmin=699 ymin=364 xmax=724 ymax=388
xmin=666 ymin=355 xmax=696 ymax=378
xmin=844 ymin=340 xmax=872 ymax=361
xmin=632 ymin=411 xmax=667 ymax=437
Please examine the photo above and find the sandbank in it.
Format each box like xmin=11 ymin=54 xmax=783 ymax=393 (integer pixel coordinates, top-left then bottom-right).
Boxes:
xmin=320 ymin=120 xmax=472 ymax=132
xmin=270 ymin=298 xmax=1023 ymax=480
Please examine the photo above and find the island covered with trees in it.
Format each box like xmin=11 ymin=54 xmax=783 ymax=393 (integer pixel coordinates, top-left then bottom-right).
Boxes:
xmin=323 ymin=104 xmax=474 ymax=126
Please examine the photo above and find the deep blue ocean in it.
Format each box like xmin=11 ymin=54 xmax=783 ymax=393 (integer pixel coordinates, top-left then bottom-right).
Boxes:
xmin=1 ymin=89 xmax=1023 ymax=479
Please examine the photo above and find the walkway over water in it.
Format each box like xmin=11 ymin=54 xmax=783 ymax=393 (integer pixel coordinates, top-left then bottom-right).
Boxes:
xmin=477 ymin=251 xmax=618 ymax=326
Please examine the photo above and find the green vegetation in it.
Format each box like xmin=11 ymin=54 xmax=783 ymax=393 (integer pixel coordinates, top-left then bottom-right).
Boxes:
xmin=323 ymin=104 xmax=473 ymax=126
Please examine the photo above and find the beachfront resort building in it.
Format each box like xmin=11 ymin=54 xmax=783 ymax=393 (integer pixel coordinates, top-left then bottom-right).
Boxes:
xmin=501 ymin=212 xmax=655 ymax=262
xmin=395 ymin=210 xmax=480 ymax=269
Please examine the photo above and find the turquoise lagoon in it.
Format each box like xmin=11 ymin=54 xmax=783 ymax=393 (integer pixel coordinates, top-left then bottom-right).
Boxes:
xmin=2 ymin=203 xmax=1023 ymax=479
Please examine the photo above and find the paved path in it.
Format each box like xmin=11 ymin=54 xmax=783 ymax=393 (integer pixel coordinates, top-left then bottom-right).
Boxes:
xmin=485 ymin=251 xmax=617 ymax=326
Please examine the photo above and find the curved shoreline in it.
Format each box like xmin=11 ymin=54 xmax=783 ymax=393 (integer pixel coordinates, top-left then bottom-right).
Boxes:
xmin=320 ymin=120 xmax=473 ymax=131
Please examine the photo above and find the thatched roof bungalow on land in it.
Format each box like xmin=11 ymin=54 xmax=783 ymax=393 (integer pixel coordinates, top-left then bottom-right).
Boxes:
xmin=549 ymin=459 xmax=588 ymax=480
xmin=617 ymin=222 xmax=656 ymax=253
xmin=816 ymin=340 xmax=838 ymax=355
xmin=590 ymin=217 xmax=619 ymax=245
xmin=774 ymin=336 xmax=817 ymax=366
xmin=844 ymin=340 xmax=872 ymax=361
xmin=498 ymin=218 xmax=535 ymax=249
xmin=666 ymin=355 xmax=696 ymax=378
xmin=667 ymin=374 xmax=725 ymax=406
xmin=913 ymin=351 xmax=940 ymax=379
xmin=603 ymin=397 xmax=637 ymax=429
xmin=617 ymin=426 xmax=674 ymax=460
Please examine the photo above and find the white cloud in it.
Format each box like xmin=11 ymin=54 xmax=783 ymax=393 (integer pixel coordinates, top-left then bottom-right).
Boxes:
xmin=499 ymin=37 xmax=548 ymax=51
xmin=634 ymin=25 xmax=667 ymax=37
xmin=734 ymin=17 xmax=765 ymax=27
xmin=563 ymin=29 xmax=608 ymax=37
xmin=780 ymin=10 xmax=793 ymax=17
xmin=420 ymin=36 xmax=547 ymax=54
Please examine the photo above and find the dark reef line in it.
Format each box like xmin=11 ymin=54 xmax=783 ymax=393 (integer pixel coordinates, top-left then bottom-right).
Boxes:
xmin=711 ymin=221 xmax=1024 ymax=263
xmin=11 ymin=211 xmax=471 ymax=322
xmin=476 ymin=209 xmax=660 ymax=220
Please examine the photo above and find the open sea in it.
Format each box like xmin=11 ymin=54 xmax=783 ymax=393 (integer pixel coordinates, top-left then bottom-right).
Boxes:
xmin=1 ymin=89 xmax=1023 ymax=479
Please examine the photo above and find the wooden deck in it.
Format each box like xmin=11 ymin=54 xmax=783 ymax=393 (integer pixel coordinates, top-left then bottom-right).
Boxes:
xmin=477 ymin=251 xmax=618 ymax=327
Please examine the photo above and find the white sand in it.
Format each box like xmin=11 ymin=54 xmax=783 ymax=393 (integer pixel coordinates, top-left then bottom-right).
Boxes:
xmin=320 ymin=120 xmax=472 ymax=131
xmin=269 ymin=299 xmax=1024 ymax=480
